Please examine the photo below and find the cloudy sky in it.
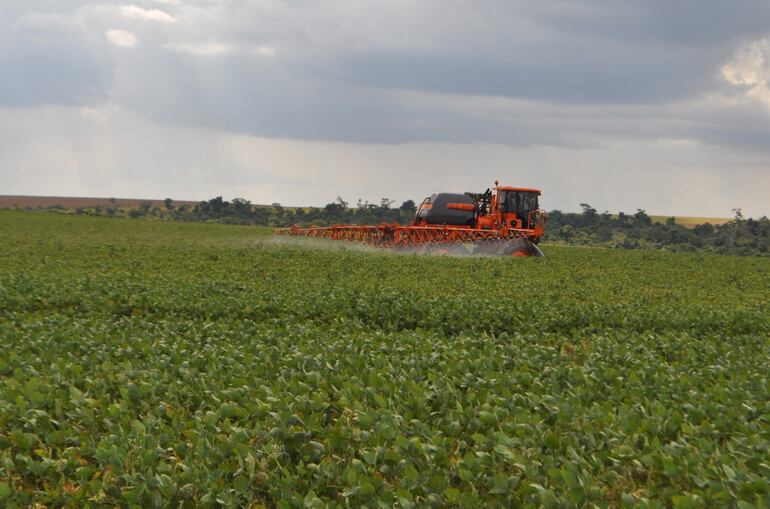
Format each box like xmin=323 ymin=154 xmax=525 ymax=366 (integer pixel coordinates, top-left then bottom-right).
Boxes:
xmin=1 ymin=0 xmax=769 ymax=217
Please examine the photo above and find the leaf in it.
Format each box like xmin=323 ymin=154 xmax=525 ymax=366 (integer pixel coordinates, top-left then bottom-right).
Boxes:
xmin=232 ymin=475 xmax=249 ymax=492
xmin=356 ymin=413 xmax=374 ymax=429
xmin=382 ymin=449 xmax=401 ymax=465
xmin=157 ymin=474 xmax=177 ymax=498
xmin=471 ymin=433 xmax=488 ymax=444
xmin=488 ymin=472 xmax=509 ymax=495
xmin=671 ymin=494 xmax=705 ymax=509
xmin=561 ymin=469 xmax=579 ymax=489
xmin=341 ymin=486 xmax=359 ymax=497
xmin=359 ymin=480 xmax=375 ymax=497
xmin=479 ymin=411 xmax=497 ymax=426
xmin=397 ymin=496 xmax=415 ymax=509
xmin=132 ymin=420 xmax=146 ymax=435
xmin=304 ymin=490 xmax=324 ymax=509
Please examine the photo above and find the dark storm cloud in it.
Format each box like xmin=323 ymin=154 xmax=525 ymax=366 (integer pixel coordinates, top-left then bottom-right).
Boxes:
xmin=336 ymin=45 xmax=715 ymax=104
xmin=1 ymin=0 xmax=770 ymax=149
xmin=116 ymin=47 xmax=770 ymax=152
xmin=527 ymin=0 xmax=770 ymax=47
xmin=322 ymin=0 xmax=770 ymax=104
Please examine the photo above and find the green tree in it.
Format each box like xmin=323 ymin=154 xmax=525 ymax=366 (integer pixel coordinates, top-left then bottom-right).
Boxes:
xmin=633 ymin=209 xmax=652 ymax=227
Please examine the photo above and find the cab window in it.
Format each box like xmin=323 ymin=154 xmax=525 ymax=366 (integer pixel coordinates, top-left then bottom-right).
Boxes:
xmin=500 ymin=191 xmax=539 ymax=220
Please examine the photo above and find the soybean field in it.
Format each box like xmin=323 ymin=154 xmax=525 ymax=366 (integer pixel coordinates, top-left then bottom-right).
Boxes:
xmin=0 ymin=211 xmax=768 ymax=508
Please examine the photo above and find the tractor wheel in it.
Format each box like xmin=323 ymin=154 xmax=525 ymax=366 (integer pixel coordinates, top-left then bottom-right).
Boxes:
xmin=503 ymin=238 xmax=544 ymax=257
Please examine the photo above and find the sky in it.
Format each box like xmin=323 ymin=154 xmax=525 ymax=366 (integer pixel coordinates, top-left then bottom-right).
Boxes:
xmin=1 ymin=0 xmax=769 ymax=217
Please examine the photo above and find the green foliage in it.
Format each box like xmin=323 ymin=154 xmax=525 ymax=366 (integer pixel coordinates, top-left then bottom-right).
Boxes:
xmin=546 ymin=207 xmax=770 ymax=256
xmin=0 ymin=211 xmax=768 ymax=507
xmin=21 ymin=196 xmax=417 ymax=228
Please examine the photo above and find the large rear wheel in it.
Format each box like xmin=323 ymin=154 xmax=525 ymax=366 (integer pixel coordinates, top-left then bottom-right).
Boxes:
xmin=505 ymin=238 xmax=543 ymax=257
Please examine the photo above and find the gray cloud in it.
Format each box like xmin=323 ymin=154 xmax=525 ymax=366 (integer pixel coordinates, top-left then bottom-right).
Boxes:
xmin=3 ymin=1 xmax=770 ymax=142
xmin=528 ymin=0 xmax=770 ymax=47
xmin=0 ymin=9 xmax=113 ymax=107
xmin=131 ymin=1 xmax=770 ymax=149
xmin=0 ymin=0 xmax=768 ymax=216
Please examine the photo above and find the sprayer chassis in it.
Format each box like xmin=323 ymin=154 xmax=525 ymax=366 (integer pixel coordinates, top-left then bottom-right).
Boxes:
xmin=274 ymin=182 xmax=546 ymax=256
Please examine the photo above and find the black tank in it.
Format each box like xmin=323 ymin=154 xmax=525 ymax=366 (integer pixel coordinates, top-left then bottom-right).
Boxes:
xmin=418 ymin=193 xmax=476 ymax=226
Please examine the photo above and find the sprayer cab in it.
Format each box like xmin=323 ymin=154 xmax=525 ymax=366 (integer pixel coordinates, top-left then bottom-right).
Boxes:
xmin=413 ymin=183 xmax=544 ymax=241
xmin=494 ymin=186 xmax=542 ymax=230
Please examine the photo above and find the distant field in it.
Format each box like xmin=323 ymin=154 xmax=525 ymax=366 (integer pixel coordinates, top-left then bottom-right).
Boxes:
xmin=648 ymin=215 xmax=731 ymax=227
xmin=0 ymin=195 xmax=199 ymax=209
xmin=0 ymin=211 xmax=768 ymax=508
xmin=610 ymin=214 xmax=731 ymax=227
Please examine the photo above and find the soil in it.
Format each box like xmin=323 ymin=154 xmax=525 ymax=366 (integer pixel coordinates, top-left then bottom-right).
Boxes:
xmin=0 ymin=196 xmax=200 ymax=209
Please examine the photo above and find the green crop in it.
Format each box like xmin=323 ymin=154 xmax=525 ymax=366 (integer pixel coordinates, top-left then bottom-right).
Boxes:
xmin=0 ymin=211 xmax=768 ymax=508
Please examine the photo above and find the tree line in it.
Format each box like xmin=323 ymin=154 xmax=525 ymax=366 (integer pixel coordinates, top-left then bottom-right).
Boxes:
xmin=546 ymin=204 xmax=769 ymax=257
xmin=13 ymin=196 xmax=769 ymax=256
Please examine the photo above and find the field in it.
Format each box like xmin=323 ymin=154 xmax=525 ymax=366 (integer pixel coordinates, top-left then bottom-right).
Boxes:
xmin=647 ymin=216 xmax=731 ymax=228
xmin=0 ymin=196 xmax=199 ymax=210
xmin=0 ymin=211 xmax=768 ymax=508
